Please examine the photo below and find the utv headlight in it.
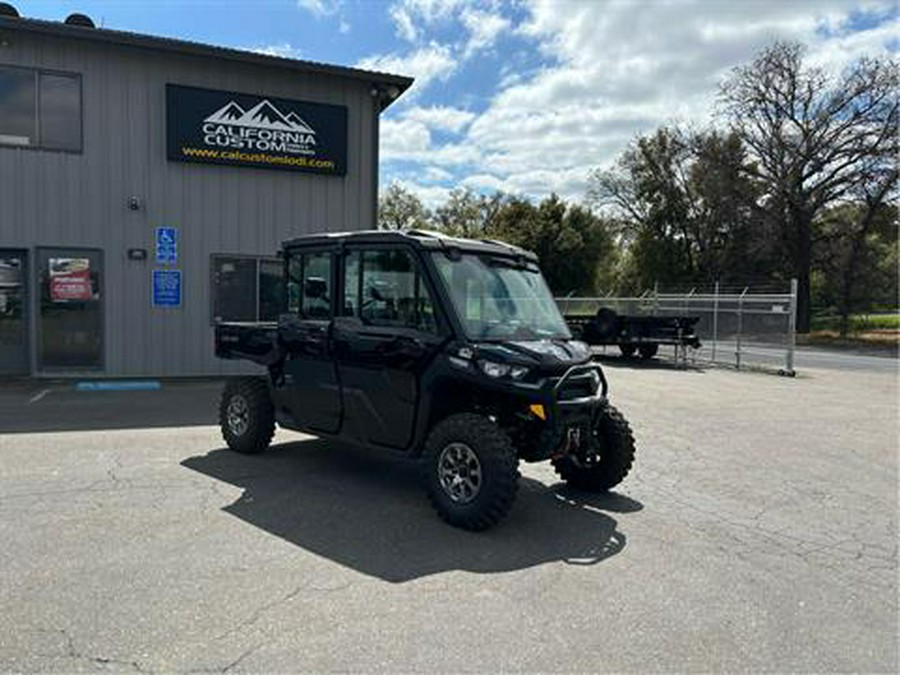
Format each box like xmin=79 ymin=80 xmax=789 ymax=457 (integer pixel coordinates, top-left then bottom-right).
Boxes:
xmin=509 ymin=366 xmax=529 ymax=380
xmin=479 ymin=360 xmax=510 ymax=378
xmin=478 ymin=361 xmax=529 ymax=380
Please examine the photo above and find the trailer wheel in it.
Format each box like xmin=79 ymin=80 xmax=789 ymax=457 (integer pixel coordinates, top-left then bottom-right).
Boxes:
xmin=552 ymin=404 xmax=635 ymax=491
xmin=219 ymin=378 xmax=275 ymax=454
xmin=594 ymin=307 xmax=619 ymax=341
xmin=638 ymin=344 xmax=659 ymax=359
xmin=619 ymin=343 xmax=636 ymax=358
xmin=423 ymin=413 xmax=520 ymax=531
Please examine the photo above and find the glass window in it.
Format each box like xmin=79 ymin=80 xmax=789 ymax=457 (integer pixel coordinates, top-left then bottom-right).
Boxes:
xmin=346 ymin=248 xmax=437 ymax=332
xmin=211 ymin=256 xmax=282 ymax=323
xmin=0 ymin=67 xmax=36 ymax=146
xmin=39 ymin=73 xmax=81 ymax=151
xmin=300 ymin=252 xmax=332 ymax=319
xmin=285 ymin=251 xmax=332 ymax=319
xmin=0 ymin=67 xmax=82 ymax=151
xmin=432 ymin=253 xmax=569 ymax=340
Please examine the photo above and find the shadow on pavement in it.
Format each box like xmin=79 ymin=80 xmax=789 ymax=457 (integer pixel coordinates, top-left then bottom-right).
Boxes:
xmin=0 ymin=380 xmax=223 ymax=433
xmin=182 ymin=439 xmax=641 ymax=583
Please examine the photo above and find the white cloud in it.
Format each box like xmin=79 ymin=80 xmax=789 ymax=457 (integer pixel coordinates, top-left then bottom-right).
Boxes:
xmin=460 ymin=7 xmax=510 ymax=58
xmin=424 ymin=166 xmax=454 ymax=182
xmin=250 ymin=43 xmax=304 ymax=59
xmin=356 ymin=43 xmax=458 ymax=98
xmin=391 ymin=178 xmax=454 ymax=210
xmin=381 ymin=118 xmax=432 ymax=158
xmin=297 ymin=0 xmax=341 ymax=17
xmin=388 ymin=0 xmax=898 ymax=204
xmin=389 ymin=0 xmax=466 ymax=42
xmin=403 ymin=106 xmax=476 ymax=133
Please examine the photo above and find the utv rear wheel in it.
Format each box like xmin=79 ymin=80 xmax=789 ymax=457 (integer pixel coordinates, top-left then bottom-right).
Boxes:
xmin=552 ymin=404 xmax=635 ymax=491
xmin=423 ymin=414 xmax=519 ymax=531
xmin=219 ymin=378 xmax=275 ymax=454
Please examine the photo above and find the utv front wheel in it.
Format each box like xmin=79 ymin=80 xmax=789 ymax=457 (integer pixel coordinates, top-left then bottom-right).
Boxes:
xmin=423 ymin=414 xmax=519 ymax=531
xmin=219 ymin=378 xmax=275 ymax=454
xmin=552 ymin=404 xmax=635 ymax=491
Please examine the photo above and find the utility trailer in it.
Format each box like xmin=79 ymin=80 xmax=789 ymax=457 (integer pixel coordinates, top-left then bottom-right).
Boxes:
xmin=565 ymin=308 xmax=701 ymax=359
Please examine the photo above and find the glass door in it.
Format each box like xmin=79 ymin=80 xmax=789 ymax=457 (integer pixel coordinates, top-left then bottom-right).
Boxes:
xmin=0 ymin=250 xmax=28 ymax=374
xmin=37 ymin=247 xmax=104 ymax=370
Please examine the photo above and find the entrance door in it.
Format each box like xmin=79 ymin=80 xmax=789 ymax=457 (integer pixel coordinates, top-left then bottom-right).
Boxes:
xmin=0 ymin=250 xmax=28 ymax=375
xmin=37 ymin=248 xmax=104 ymax=371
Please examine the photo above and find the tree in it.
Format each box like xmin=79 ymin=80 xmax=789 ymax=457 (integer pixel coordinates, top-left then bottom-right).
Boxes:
xmin=490 ymin=195 xmax=617 ymax=294
xmin=587 ymin=126 xmax=763 ymax=290
xmin=435 ymin=188 xmax=507 ymax=238
xmin=814 ymin=202 xmax=898 ymax=336
xmin=719 ymin=41 xmax=898 ymax=331
xmin=377 ymin=183 xmax=431 ymax=230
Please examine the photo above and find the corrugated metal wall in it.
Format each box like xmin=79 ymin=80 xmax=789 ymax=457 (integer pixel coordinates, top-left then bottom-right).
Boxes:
xmin=0 ymin=30 xmax=381 ymax=377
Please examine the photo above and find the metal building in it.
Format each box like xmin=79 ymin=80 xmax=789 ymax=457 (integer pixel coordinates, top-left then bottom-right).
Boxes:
xmin=0 ymin=6 xmax=411 ymax=377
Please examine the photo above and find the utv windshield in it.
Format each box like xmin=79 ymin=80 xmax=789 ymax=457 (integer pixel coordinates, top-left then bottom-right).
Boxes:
xmin=432 ymin=252 xmax=570 ymax=341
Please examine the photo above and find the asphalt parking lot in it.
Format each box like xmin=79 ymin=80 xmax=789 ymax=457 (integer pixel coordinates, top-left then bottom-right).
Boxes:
xmin=0 ymin=362 xmax=897 ymax=672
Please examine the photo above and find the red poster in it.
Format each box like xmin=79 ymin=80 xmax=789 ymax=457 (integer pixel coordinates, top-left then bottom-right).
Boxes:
xmin=50 ymin=258 xmax=92 ymax=302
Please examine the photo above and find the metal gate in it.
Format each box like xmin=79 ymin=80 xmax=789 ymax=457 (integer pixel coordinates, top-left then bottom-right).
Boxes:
xmin=557 ymin=280 xmax=798 ymax=375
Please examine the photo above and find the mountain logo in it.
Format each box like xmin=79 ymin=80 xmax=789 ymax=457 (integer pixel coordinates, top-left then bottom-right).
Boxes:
xmin=204 ymin=99 xmax=316 ymax=134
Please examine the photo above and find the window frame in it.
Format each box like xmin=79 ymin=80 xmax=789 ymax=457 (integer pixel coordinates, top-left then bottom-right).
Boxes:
xmin=209 ymin=253 xmax=283 ymax=325
xmin=0 ymin=65 xmax=83 ymax=154
xmin=339 ymin=243 xmax=445 ymax=336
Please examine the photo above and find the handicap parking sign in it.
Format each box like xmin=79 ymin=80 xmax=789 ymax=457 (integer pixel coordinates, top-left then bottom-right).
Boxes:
xmin=155 ymin=227 xmax=178 ymax=264
xmin=152 ymin=269 xmax=182 ymax=308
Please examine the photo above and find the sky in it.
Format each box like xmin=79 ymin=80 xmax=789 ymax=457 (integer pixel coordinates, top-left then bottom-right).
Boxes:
xmin=16 ymin=0 xmax=900 ymax=207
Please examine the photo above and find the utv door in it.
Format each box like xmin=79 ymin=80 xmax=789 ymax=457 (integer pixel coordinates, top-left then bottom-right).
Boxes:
xmin=333 ymin=246 xmax=444 ymax=449
xmin=278 ymin=249 xmax=341 ymax=434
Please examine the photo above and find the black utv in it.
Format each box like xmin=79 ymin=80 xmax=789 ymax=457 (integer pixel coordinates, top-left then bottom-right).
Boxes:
xmin=215 ymin=230 xmax=635 ymax=531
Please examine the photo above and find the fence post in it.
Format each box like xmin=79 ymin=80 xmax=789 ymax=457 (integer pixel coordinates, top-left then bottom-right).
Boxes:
xmin=736 ymin=286 xmax=748 ymax=370
xmin=786 ymin=278 xmax=798 ymax=375
xmin=712 ymin=280 xmax=720 ymax=364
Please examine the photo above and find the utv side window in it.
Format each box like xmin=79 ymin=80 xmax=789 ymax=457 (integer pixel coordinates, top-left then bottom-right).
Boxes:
xmin=343 ymin=248 xmax=437 ymax=333
xmin=286 ymin=251 xmax=332 ymax=319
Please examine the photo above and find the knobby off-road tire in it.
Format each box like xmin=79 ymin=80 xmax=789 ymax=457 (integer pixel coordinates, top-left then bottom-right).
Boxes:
xmin=219 ymin=377 xmax=275 ymax=454
xmin=552 ymin=404 xmax=635 ymax=491
xmin=423 ymin=413 xmax=520 ymax=531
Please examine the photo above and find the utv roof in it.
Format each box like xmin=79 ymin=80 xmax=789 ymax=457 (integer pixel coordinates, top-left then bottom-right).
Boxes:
xmin=282 ymin=230 xmax=538 ymax=261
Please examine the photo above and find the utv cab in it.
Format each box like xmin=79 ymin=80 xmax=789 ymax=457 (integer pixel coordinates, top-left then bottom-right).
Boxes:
xmin=215 ymin=230 xmax=635 ymax=531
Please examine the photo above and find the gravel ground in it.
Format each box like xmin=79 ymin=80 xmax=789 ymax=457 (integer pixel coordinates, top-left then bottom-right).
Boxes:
xmin=0 ymin=364 xmax=896 ymax=673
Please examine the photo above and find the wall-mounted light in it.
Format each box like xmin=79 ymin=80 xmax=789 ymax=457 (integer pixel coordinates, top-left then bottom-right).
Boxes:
xmin=127 ymin=248 xmax=148 ymax=261
xmin=127 ymin=196 xmax=141 ymax=211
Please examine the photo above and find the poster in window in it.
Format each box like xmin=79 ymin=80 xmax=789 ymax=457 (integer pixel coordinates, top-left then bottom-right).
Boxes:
xmin=49 ymin=258 xmax=92 ymax=302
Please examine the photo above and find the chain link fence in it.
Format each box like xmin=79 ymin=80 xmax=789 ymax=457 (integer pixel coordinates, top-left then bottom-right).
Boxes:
xmin=557 ymin=280 xmax=798 ymax=375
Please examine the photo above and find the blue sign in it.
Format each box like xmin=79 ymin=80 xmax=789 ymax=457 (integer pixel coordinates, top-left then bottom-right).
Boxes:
xmin=156 ymin=227 xmax=178 ymax=264
xmin=152 ymin=269 xmax=182 ymax=308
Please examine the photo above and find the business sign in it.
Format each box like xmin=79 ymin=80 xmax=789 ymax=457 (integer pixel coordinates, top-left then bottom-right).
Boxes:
xmin=152 ymin=269 xmax=182 ymax=308
xmin=166 ymin=84 xmax=347 ymax=175
xmin=156 ymin=227 xmax=178 ymax=264
xmin=49 ymin=258 xmax=92 ymax=302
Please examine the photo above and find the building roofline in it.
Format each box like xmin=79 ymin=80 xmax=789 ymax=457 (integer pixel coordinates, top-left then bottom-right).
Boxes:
xmin=0 ymin=14 xmax=413 ymax=110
